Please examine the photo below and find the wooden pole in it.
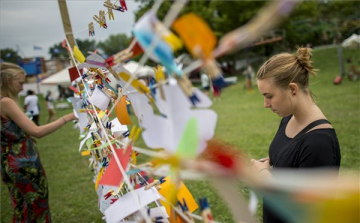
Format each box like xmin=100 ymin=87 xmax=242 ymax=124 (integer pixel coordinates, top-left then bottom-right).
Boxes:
xmin=57 ymin=0 xmax=76 ymax=49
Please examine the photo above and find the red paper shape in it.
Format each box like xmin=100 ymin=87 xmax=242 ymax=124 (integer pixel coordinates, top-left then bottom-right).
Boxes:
xmin=68 ymin=67 xmax=83 ymax=82
xmin=98 ymin=145 xmax=132 ymax=186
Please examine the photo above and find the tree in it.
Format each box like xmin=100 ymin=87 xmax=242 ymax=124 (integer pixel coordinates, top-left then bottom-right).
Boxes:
xmin=48 ymin=39 xmax=97 ymax=59
xmin=0 ymin=48 xmax=22 ymax=63
xmin=97 ymin=34 xmax=131 ymax=57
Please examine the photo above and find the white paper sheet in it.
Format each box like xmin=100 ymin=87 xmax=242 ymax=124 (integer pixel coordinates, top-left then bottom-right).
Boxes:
xmin=105 ymin=187 xmax=161 ymax=223
xmin=90 ymin=87 xmax=111 ymax=111
xmin=141 ymin=84 xmax=217 ymax=154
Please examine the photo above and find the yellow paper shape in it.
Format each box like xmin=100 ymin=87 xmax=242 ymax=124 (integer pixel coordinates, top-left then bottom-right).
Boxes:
xmin=98 ymin=110 xmax=105 ymax=119
xmin=173 ymin=13 xmax=216 ymax=58
xmin=73 ymin=45 xmax=86 ymax=63
xmin=154 ymin=22 xmax=183 ymax=51
xmin=81 ymin=151 xmax=91 ymax=156
xmin=95 ymin=167 xmax=105 ymax=191
xmin=158 ymin=176 xmax=198 ymax=216
xmin=118 ymin=72 xmax=150 ymax=94
xmin=115 ymin=96 xmax=132 ymax=125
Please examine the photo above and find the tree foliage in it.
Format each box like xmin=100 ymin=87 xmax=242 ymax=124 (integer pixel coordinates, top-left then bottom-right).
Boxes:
xmin=96 ymin=34 xmax=131 ymax=57
xmin=0 ymin=48 xmax=22 ymax=63
xmin=133 ymin=0 xmax=360 ymax=52
xmin=48 ymin=39 xmax=97 ymax=59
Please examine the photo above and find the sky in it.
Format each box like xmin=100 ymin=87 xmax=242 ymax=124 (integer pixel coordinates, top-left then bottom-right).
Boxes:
xmin=0 ymin=0 xmax=140 ymax=59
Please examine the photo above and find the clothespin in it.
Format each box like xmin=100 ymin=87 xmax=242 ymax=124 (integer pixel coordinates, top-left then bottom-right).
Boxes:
xmin=98 ymin=84 xmax=104 ymax=90
xmin=110 ymin=198 xmax=118 ymax=204
xmin=106 ymin=122 xmax=112 ymax=130
xmin=104 ymin=0 xmax=115 ymax=20
xmin=112 ymin=49 xmax=133 ymax=64
xmin=154 ymin=65 xmax=165 ymax=100
xmin=144 ymin=177 xmax=166 ymax=190
xmin=127 ymin=126 xmax=141 ymax=144
xmin=120 ymin=0 xmax=127 ymax=11
xmin=100 ymin=10 xmax=107 ymax=28
xmin=88 ymin=22 xmax=95 ymax=36
xmin=175 ymin=75 xmax=200 ymax=105
xmin=93 ymin=15 xmax=101 ymax=27
xmin=178 ymin=198 xmax=194 ymax=222
xmin=104 ymin=0 xmax=124 ymax=12
xmin=199 ymin=198 xmax=213 ymax=223
xmin=101 ymin=157 xmax=109 ymax=167
xmin=104 ymin=189 xmax=114 ymax=200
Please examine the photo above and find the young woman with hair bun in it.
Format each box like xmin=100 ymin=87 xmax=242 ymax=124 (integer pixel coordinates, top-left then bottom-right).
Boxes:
xmin=251 ymin=48 xmax=341 ymax=223
xmin=0 ymin=62 xmax=77 ymax=222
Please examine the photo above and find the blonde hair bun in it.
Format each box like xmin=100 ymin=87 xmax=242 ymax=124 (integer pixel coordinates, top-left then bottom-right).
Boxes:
xmin=295 ymin=47 xmax=316 ymax=76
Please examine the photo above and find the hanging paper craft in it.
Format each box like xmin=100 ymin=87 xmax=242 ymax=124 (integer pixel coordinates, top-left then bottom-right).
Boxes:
xmin=79 ymin=52 xmax=107 ymax=69
xmin=172 ymin=13 xmax=216 ymax=59
xmin=105 ymin=187 xmax=161 ymax=223
xmin=158 ymin=176 xmax=198 ymax=216
xmin=133 ymin=11 xmax=181 ymax=76
xmin=90 ymin=87 xmax=111 ymax=111
xmin=115 ymin=95 xmax=132 ymax=125
xmin=73 ymin=45 xmax=86 ymax=63
xmin=154 ymin=22 xmax=183 ymax=52
xmin=68 ymin=67 xmax=83 ymax=82
xmin=98 ymin=145 xmax=132 ymax=187
xmin=175 ymin=117 xmax=199 ymax=159
xmin=141 ymin=84 xmax=217 ymax=154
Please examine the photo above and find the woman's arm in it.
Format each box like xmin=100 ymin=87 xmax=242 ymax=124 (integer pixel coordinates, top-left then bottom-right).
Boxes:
xmin=1 ymin=97 xmax=76 ymax=138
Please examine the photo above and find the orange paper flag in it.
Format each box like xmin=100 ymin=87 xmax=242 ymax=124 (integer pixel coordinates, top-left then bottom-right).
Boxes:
xmin=158 ymin=176 xmax=198 ymax=216
xmin=172 ymin=13 xmax=216 ymax=59
xmin=115 ymin=96 xmax=132 ymax=125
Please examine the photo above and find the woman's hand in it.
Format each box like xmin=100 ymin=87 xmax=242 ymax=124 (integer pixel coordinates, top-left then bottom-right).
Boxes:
xmin=63 ymin=113 xmax=77 ymax=122
xmin=251 ymin=157 xmax=271 ymax=177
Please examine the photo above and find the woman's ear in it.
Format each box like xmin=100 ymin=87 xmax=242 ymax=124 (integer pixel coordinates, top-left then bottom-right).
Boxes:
xmin=289 ymin=83 xmax=298 ymax=96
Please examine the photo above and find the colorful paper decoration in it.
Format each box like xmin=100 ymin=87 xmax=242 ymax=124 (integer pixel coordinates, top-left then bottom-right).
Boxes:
xmin=73 ymin=45 xmax=86 ymax=63
xmin=158 ymin=176 xmax=198 ymax=216
xmin=172 ymin=13 xmax=216 ymax=59
xmin=98 ymin=145 xmax=132 ymax=187
xmin=115 ymin=95 xmax=132 ymax=125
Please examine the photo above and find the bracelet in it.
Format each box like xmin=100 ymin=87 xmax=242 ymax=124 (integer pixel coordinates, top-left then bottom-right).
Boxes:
xmin=258 ymin=167 xmax=270 ymax=174
xmin=61 ymin=116 xmax=67 ymax=125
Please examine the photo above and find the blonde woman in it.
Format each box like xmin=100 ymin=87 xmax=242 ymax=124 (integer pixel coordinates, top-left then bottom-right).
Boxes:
xmin=251 ymin=48 xmax=341 ymax=223
xmin=0 ymin=62 xmax=76 ymax=222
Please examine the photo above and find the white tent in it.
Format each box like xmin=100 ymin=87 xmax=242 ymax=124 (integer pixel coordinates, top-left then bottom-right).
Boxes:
xmin=40 ymin=66 xmax=72 ymax=86
xmin=123 ymin=61 xmax=155 ymax=77
xmin=342 ymin=34 xmax=360 ymax=48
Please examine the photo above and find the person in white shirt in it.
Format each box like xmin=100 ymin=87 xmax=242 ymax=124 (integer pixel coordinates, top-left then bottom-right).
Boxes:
xmin=201 ymin=73 xmax=210 ymax=95
xmin=24 ymin=90 xmax=40 ymax=125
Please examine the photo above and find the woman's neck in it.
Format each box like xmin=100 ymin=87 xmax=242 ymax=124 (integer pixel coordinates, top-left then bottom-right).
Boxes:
xmin=292 ymin=94 xmax=323 ymax=124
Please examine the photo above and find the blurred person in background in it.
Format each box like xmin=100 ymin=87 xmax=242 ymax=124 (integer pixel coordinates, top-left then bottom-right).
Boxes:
xmin=24 ymin=90 xmax=40 ymax=125
xmin=45 ymin=91 xmax=56 ymax=123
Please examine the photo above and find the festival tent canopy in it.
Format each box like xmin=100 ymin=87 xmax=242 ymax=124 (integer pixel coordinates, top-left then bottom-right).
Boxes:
xmin=123 ymin=61 xmax=155 ymax=77
xmin=342 ymin=34 xmax=360 ymax=48
xmin=40 ymin=66 xmax=72 ymax=85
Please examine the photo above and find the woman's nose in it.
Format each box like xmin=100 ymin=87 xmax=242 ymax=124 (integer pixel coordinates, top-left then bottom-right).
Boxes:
xmin=264 ymin=100 xmax=270 ymax=108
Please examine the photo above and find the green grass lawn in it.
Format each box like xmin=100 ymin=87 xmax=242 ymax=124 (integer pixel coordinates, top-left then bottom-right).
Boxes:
xmin=1 ymin=47 xmax=359 ymax=222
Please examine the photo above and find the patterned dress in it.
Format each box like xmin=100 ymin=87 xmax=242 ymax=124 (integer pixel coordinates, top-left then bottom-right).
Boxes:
xmin=1 ymin=109 xmax=51 ymax=222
